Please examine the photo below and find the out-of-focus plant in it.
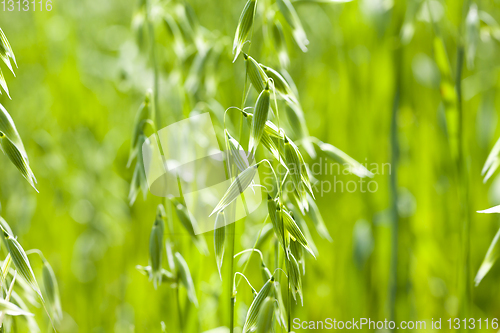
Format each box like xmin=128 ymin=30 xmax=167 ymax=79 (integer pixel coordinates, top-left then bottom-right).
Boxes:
xmin=0 ymin=28 xmax=62 ymax=332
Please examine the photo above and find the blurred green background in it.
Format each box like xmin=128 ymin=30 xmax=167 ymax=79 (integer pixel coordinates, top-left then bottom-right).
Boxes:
xmin=1 ymin=0 xmax=500 ymax=331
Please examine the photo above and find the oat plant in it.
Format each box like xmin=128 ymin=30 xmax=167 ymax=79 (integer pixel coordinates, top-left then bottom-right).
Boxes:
xmin=216 ymin=0 xmax=371 ymax=332
xmin=128 ymin=0 xmax=367 ymax=331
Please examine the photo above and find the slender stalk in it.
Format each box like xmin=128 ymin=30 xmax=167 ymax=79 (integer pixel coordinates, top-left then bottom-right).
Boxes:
xmin=455 ymin=1 xmax=472 ymax=324
xmin=388 ymin=45 xmax=401 ymax=327
xmin=176 ymin=282 xmax=183 ymax=333
xmin=456 ymin=14 xmax=471 ymax=325
xmin=387 ymin=4 xmax=404 ymax=325
xmin=146 ymin=0 xmax=161 ymax=128
xmin=228 ymin=222 xmax=236 ymax=333
xmin=287 ymin=282 xmax=291 ymax=332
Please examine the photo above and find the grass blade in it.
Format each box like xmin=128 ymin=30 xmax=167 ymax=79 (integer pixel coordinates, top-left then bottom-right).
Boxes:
xmin=0 ymin=298 xmax=33 ymax=317
xmin=475 ymin=227 xmax=500 ymax=286
xmin=315 ymin=140 xmax=373 ymax=178
xmin=482 ymin=137 xmax=500 ymax=183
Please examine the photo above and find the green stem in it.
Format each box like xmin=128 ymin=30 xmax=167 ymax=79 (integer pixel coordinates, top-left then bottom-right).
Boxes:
xmin=456 ymin=31 xmax=471 ymax=327
xmin=456 ymin=0 xmax=471 ymax=324
xmin=388 ymin=46 xmax=401 ymax=327
xmin=176 ymin=283 xmax=183 ymax=333
xmin=146 ymin=0 xmax=161 ymax=128
xmin=228 ymin=222 xmax=236 ymax=333
xmin=287 ymin=279 xmax=291 ymax=332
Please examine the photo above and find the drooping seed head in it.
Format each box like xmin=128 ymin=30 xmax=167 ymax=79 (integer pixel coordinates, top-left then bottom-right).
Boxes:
xmin=233 ymin=0 xmax=257 ymax=62
xmin=245 ymin=54 xmax=269 ymax=93
xmin=128 ymin=93 xmax=151 ymax=168
xmin=242 ymin=277 xmax=273 ymax=332
xmin=128 ymin=134 xmax=150 ymax=205
xmin=280 ymin=206 xmax=315 ymax=257
xmin=285 ymin=251 xmax=303 ymax=305
xmin=210 ymin=164 xmax=259 ymax=216
xmin=256 ymin=296 xmax=276 ymax=333
xmin=268 ymin=196 xmax=285 ymax=248
xmin=174 ymin=252 xmax=199 ymax=307
xmin=225 ymin=129 xmax=250 ymax=172
xmin=0 ymin=28 xmax=16 ymax=72
xmin=149 ymin=205 xmax=165 ymax=289
xmin=43 ymin=260 xmax=63 ymax=321
xmin=0 ymin=131 xmax=37 ymax=191
xmin=0 ymin=104 xmax=28 ymax=162
xmin=260 ymin=65 xmax=297 ymax=104
xmin=248 ymin=85 xmax=271 ymax=157
xmin=3 ymin=233 xmax=42 ymax=299
xmin=285 ymin=137 xmax=314 ymax=198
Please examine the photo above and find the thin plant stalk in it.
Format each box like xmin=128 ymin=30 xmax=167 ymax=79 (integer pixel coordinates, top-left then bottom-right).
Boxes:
xmin=456 ymin=0 xmax=472 ymax=321
xmin=146 ymin=0 xmax=161 ymax=128
xmin=228 ymin=222 xmax=236 ymax=333
xmin=388 ymin=43 xmax=402 ymax=327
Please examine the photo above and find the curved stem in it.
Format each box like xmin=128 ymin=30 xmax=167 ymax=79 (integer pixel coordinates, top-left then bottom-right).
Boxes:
xmin=234 ymin=272 xmax=256 ymax=295
xmin=234 ymin=248 xmax=264 ymax=263
xmin=272 ymin=267 xmax=288 ymax=279
xmin=235 ymin=217 xmax=268 ymax=290
xmin=25 ymin=249 xmax=46 ymax=262
xmin=257 ymin=159 xmax=280 ymax=192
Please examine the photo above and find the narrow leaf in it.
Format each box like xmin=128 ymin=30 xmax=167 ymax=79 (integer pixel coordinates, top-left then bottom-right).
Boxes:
xmin=475 ymin=227 xmax=500 ymax=286
xmin=316 ymin=140 xmax=373 ymax=178
xmin=482 ymin=137 xmax=500 ymax=183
